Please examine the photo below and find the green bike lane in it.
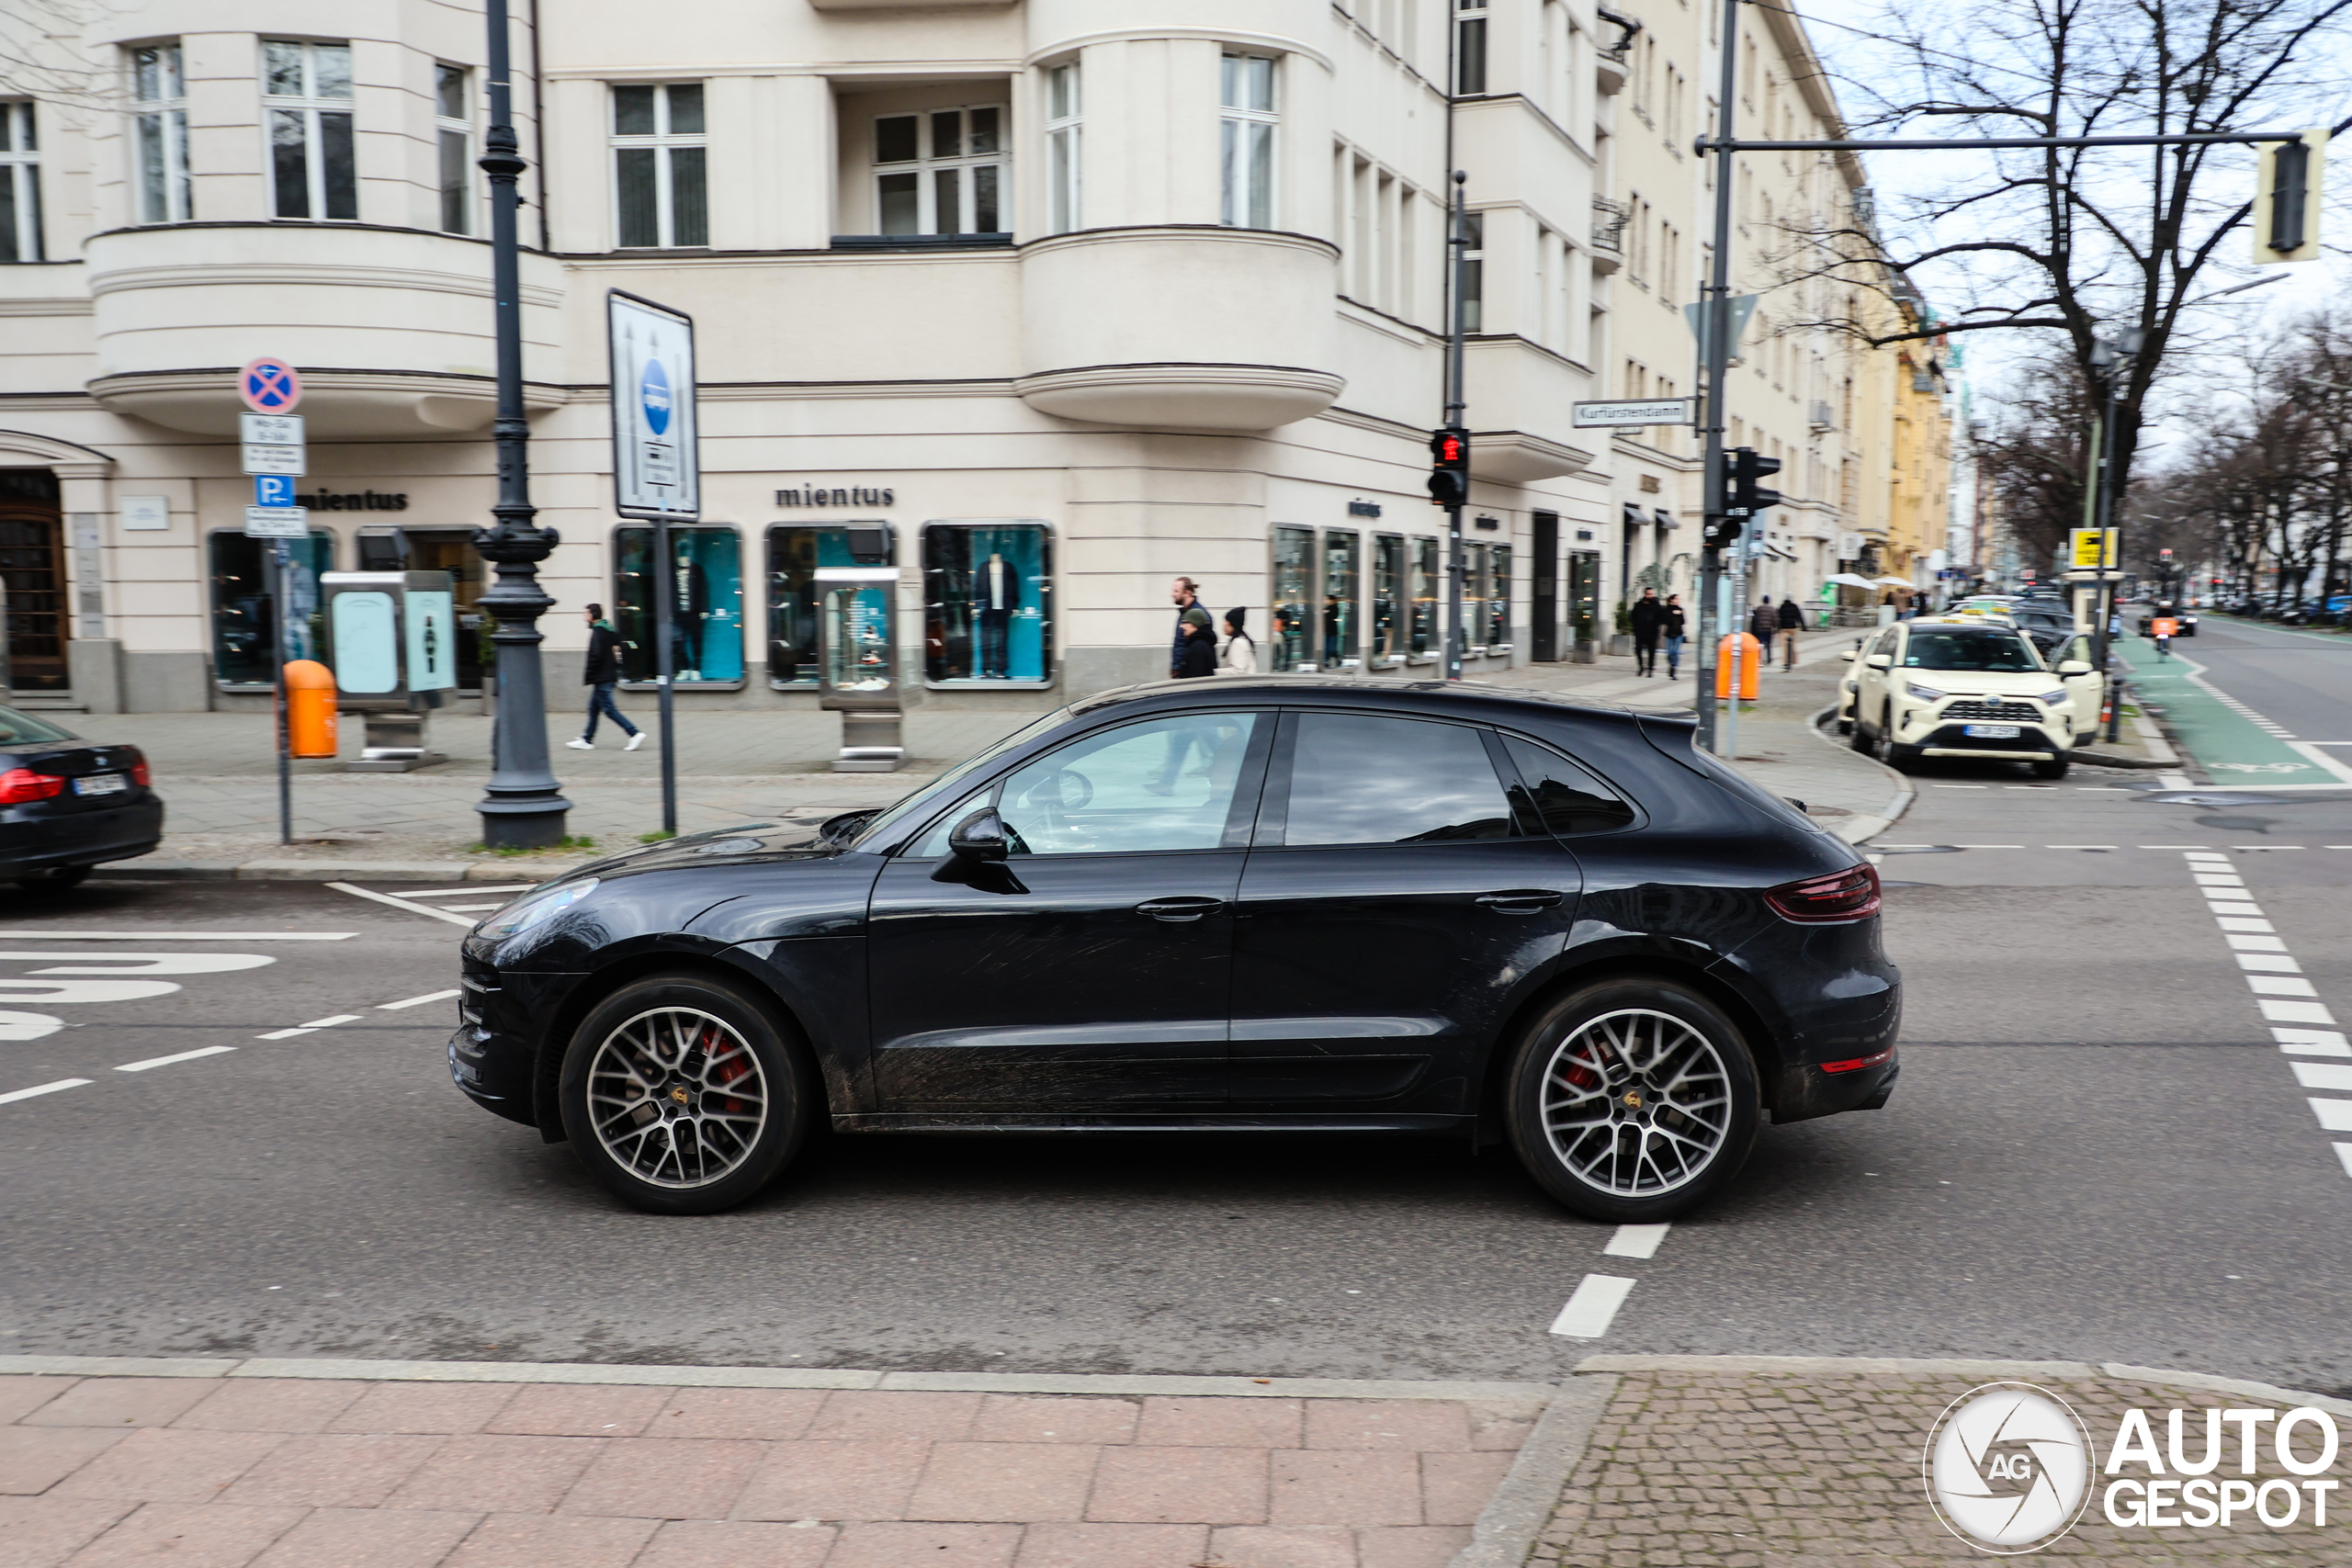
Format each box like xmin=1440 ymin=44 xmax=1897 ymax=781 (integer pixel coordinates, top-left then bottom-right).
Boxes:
xmin=2114 ymin=626 xmax=2352 ymax=785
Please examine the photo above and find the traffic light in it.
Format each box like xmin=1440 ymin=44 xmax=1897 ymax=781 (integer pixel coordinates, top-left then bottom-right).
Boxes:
xmin=1428 ymin=427 xmax=1470 ymax=505
xmin=1706 ymin=446 xmax=1781 ymax=546
xmin=2255 ymin=130 xmax=2327 ymax=264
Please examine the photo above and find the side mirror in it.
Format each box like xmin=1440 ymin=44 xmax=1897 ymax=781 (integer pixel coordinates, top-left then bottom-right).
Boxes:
xmin=1838 ymin=649 xmax=1856 ymax=662
xmin=1864 ymin=653 xmax=1893 ymax=671
xmin=947 ymin=808 xmax=1011 ymax=863
xmin=2058 ymin=659 xmax=2094 ymax=676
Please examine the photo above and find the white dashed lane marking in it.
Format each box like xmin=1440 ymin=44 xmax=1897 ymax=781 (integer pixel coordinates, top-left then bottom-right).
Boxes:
xmin=379 ymin=989 xmax=460 ymax=1010
xmin=0 ymin=1078 xmax=92 ymax=1105
xmin=116 ymin=1046 xmax=237 ymax=1073
xmin=1549 ymin=1274 xmax=1638 ymax=1339
xmin=1604 ymin=1224 xmax=1673 ymax=1259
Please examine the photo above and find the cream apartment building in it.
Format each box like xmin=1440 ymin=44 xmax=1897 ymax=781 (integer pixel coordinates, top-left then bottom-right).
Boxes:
xmin=1591 ymin=0 xmax=1946 ymax=621
xmin=0 ymin=0 xmax=1922 ymax=713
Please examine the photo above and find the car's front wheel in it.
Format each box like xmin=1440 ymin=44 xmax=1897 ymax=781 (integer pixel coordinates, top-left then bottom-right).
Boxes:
xmin=1504 ymin=980 xmax=1761 ymax=1224
xmin=559 ymin=972 xmax=815 ymax=1214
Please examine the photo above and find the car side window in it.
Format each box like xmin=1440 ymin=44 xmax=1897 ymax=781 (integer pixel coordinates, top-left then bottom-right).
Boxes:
xmin=1499 ymin=736 xmax=1636 ymax=835
xmin=990 ymin=712 xmax=1263 ymax=856
xmin=1272 ymin=713 xmax=1517 ymax=846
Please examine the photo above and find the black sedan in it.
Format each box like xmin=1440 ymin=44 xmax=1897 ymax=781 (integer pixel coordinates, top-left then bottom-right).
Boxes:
xmin=453 ymin=680 xmax=1900 ymax=1222
xmin=0 ymin=705 xmax=163 ymax=891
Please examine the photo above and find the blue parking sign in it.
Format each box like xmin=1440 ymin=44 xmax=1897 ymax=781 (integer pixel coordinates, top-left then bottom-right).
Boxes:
xmin=254 ymin=473 xmax=296 ymax=508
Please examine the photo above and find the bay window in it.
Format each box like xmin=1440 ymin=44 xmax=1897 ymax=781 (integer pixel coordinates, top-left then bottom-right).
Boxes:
xmin=435 ymin=64 xmax=471 ymax=234
xmin=0 ymin=102 xmax=40 ymax=261
xmin=264 ymin=39 xmax=356 ymax=221
xmin=1045 ymin=64 xmax=1080 ymax=234
xmin=1219 ymin=53 xmax=1274 ymax=229
xmin=130 ymin=43 xmax=190 ymax=224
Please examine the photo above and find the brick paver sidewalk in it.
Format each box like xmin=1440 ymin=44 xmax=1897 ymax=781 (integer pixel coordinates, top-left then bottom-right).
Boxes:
xmin=1 ymin=1373 xmax=1536 ymax=1568
xmin=1531 ymin=1368 xmax=2344 ymax=1565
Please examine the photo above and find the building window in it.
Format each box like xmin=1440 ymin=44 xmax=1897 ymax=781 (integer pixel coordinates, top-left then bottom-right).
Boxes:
xmin=614 ymin=525 xmax=743 ymax=685
xmin=1321 ymin=530 xmax=1360 ymax=667
xmin=1456 ymin=210 xmax=1483 ymax=332
xmin=922 ymin=523 xmax=1054 ymax=684
xmin=612 ymin=84 xmax=707 ymax=248
xmin=1045 ymin=64 xmax=1080 ymax=234
xmin=208 ymin=530 xmax=334 ymax=688
xmin=1454 ymin=0 xmax=1489 ymax=96
xmin=765 ymin=526 xmax=850 ymax=686
xmin=1464 ymin=544 xmax=1488 ymax=653
xmin=0 ymin=102 xmax=40 ymax=261
xmin=263 ymin=39 xmax=356 ymax=220
xmin=1219 ymin=53 xmax=1275 ymax=230
xmin=1487 ymin=543 xmax=1512 ymax=649
xmin=1272 ymin=525 xmax=1313 ymax=670
xmin=435 ymin=64 xmax=471 ymax=234
xmin=874 ymin=105 xmax=1005 ymax=236
xmin=130 ymin=43 xmax=190 ymax=224
xmin=1372 ymin=534 xmax=1404 ymax=663
xmin=1410 ymin=537 xmax=1437 ymax=657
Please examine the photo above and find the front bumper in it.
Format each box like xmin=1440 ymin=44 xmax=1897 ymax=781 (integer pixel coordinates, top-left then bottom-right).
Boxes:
xmin=1902 ymin=714 xmax=2068 ymax=761
xmin=448 ymin=961 xmax=551 ymax=1128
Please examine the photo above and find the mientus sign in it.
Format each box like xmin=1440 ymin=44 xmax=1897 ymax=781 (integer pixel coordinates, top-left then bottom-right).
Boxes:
xmin=775 ymin=483 xmax=895 ymax=508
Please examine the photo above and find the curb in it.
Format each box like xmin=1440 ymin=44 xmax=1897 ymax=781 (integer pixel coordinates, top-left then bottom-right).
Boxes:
xmin=92 ymin=859 xmax=590 ymax=884
xmin=1805 ymin=703 xmax=1914 ymax=846
xmin=0 ymin=1352 xmax=1550 ymax=1413
xmin=1448 ymin=1374 xmax=1617 ymax=1568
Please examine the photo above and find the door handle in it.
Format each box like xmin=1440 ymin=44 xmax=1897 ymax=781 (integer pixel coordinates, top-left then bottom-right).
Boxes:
xmin=1476 ymin=889 xmax=1565 ymax=914
xmin=1136 ymin=896 xmax=1226 ymax=922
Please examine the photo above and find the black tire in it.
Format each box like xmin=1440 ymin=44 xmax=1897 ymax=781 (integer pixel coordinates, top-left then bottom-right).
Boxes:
xmin=559 ymin=971 xmax=815 ymax=1214
xmin=16 ymin=864 xmax=92 ymax=893
xmin=1503 ymin=979 xmax=1761 ymax=1224
xmin=2031 ymin=754 xmax=2071 ymax=780
xmin=1872 ymin=708 xmax=1917 ymax=773
xmin=1849 ymin=710 xmax=1872 ymax=753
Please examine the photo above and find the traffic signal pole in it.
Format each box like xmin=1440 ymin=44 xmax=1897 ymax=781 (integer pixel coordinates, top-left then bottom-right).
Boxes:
xmin=1693 ymin=0 xmax=1741 ymax=752
xmin=1442 ymin=171 xmax=1469 ymax=682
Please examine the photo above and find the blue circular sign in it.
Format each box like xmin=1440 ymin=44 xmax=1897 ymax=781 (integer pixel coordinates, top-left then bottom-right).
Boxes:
xmin=639 ymin=358 xmax=673 ymax=435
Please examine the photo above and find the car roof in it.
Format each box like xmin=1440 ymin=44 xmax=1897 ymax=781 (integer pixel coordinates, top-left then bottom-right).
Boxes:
xmin=1068 ymin=674 xmax=1668 ymax=733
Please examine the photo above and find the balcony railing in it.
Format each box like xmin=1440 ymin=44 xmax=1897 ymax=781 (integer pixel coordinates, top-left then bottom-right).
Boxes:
xmin=1591 ymin=197 xmax=1628 ymax=253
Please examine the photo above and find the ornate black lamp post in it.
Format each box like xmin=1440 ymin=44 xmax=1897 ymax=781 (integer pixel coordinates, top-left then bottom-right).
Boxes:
xmin=472 ymin=0 xmax=570 ymax=848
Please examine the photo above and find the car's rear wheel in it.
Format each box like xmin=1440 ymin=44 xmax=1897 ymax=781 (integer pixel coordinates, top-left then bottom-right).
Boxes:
xmin=559 ymin=972 xmax=814 ymax=1214
xmin=2031 ymin=754 xmax=2071 ymax=780
xmin=1504 ymin=980 xmax=1760 ymax=1224
xmin=15 ymin=864 xmax=91 ymax=893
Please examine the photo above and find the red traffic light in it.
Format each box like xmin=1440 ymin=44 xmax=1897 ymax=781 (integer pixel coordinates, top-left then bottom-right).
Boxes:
xmin=1431 ymin=433 xmax=1466 ymax=464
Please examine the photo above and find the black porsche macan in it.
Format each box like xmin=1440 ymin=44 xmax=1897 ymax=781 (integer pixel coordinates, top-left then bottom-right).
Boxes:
xmin=452 ymin=679 xmax=1900 ymax=1221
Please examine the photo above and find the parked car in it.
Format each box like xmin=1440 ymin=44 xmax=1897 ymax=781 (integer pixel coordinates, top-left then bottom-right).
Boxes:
xmin=1844 ymin=617 xmax=2090 ymax=778
xmin=0 ymin=705 xmax=164 ymax=890
xmin=452 ymin=680 xmax=1902 ymax=1222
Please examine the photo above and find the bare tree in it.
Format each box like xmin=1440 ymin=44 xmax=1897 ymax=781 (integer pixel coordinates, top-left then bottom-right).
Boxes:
xmin=0 ymin=0 xmax=131 ymax=108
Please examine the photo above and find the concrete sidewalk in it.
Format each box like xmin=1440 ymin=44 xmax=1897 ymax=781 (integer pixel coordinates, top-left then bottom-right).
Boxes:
xmin=51 ymin=626 xmax=1908 ymax=882
xmin=0 ymin=1358 xmax=1546 ymax=1568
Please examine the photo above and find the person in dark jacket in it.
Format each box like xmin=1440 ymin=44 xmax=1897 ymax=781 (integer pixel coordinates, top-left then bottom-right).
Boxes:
xmin=1663 ymin=594 xmax=1688 ymax=677
xmin=1776 ymin=595 xmax=1804 ymax=668
xmin=570 ymin=604 xmax=643 ymax=750
xmin=1748 ymin=598 xmax=1779 ymax=664
xmin=1177 ymin=614 xmax=1218 ymax=678
xmin=1628 ymin=589 xmax=1665 ymax=677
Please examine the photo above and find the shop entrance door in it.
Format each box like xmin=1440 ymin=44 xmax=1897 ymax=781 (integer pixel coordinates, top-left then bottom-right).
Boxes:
xmin=1531 ymin=512 xmax=1559 ymax=661
xmin=0 ymin=470 xmax=67 ymax=692
xmin=1566 ymin=551 xmax=1600 ymax=654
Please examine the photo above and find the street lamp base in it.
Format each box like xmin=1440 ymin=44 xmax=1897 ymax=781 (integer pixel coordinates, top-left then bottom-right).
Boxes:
xmin=477 ymin=798 xmax=573 ymax=850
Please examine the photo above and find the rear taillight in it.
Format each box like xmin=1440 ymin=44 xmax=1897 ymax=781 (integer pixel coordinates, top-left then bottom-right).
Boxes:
xmin=130 ymin=759 xmax=152 ymax=786
xmin=0 ymin=767 xmax=67 ymax=805
xmin=1765 ymin=863 xmax=1882 ymax=923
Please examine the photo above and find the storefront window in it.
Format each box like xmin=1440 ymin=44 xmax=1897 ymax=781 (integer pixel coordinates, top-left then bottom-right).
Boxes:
xmin=615 ymin=525 xmax=744 ymax=686
xmin=1271 ymin=525 xmax=1311 ymax=671
xmin=208 ymin=530 xmax=333 ymax=687
xmin=1488 ymin=543 xmax=1512 ymax=649
xmin=1320 ymin=530 xmax=1358 ymax=667
xmin=1410 ymin=537 xmax=1436 ymax=657
xmin=922 ymin=523 xmax=1052 ymax=684
xmin=1464 ymin=543 xmax=1489 ymax=652
xmin=767 ymin=525 xmax=850 ymax=685
xmin=1370 ymin=535 xmax=1403 ymax=663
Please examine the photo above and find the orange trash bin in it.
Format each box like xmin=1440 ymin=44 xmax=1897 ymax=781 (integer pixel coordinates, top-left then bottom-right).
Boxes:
xmin=283 ymin=659 xmax=338 ymax=758
xmin=1715 ymin=633 xmax=1761 ymax=700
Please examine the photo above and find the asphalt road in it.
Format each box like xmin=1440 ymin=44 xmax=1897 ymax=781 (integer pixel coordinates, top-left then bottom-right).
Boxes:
xmin=4 ymin=699 xmax=2349 ymax=1395
xmin=2173 ymin=615 xmax=2352 ymax=754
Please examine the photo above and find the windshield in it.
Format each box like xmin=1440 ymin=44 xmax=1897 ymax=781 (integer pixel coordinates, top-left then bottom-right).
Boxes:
xmin=0 ymin=706 xmax=79 ymax=745
xmin=847 ymin=706 xmax=1071 ymax=852
xmin=1902 ymin=628 xmax=2043 ymax=672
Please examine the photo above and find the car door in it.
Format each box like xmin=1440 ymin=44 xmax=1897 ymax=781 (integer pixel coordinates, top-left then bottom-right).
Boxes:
xmin=1857 ymin=627 xmax=1901 ymax=733
xmin=866 ymin=708 xmax=1272 ymax=1109
xmin=1227 ymin=710 xmax=1583 ymax=1111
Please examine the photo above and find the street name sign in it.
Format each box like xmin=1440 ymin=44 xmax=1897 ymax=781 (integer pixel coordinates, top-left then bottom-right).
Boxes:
xmin=243 ymin=505 xmax=310 ymax=539
xmin=1573 ymin=398 xmax=1694 ymax=429
xmin=608 ymin=290 xmax=700 ymax=520
xmin=240 ymin=412 xmax=306 ymax=476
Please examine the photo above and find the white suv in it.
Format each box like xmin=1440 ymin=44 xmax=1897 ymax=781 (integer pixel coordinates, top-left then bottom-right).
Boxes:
xmin=1843 ymin=618 xmax=2095 ymax=779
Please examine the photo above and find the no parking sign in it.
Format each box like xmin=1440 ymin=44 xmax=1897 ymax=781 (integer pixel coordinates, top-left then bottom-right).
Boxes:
xmin=241 ymin=357 xmax=302 ymax=413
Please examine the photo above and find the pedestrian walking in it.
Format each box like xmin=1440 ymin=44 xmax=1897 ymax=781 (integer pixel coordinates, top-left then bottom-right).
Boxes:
xmin=1217 ymin=607 xmax=1258 ymax=675
xmin=1748 ymin=597 xmax=1779 ymax=664
xmin=1664 ymin=594 xmax=1687 ymax=677
xmin=1629 ymin=588 xmax=1665 ymax=677
xmin=1169 ymin=577 xmax=1214 ymax=678
xmin=569 ymin=604 xmax=644 ymax=751
xmin=1777 ymin=595 xmax=1804 ymax=669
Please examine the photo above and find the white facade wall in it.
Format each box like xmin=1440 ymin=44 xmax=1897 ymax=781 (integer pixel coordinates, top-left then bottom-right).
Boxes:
xmin=0 ymin=0 xmax=1642 ymax=712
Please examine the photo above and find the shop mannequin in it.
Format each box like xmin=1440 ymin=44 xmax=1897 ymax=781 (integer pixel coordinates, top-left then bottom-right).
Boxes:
xmin=975 ymin=549 xmax=1019 ymax=678
xmin=670 ymin=542 xmax=708 ymax=680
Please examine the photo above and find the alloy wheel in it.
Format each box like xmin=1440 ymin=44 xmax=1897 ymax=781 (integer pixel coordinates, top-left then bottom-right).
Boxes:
xmin=1539 ymin=1008 xmax=1734 ymax=1197
xmin=585 ymin=1006 xmax=770 ymax=1190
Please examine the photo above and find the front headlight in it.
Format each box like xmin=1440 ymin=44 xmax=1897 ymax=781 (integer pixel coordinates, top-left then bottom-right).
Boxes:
xmin=2039 ymin=689 xmax=2070 ymax=705
xmin=1905 ymin=682 xmax=1943 ymax=702
xmin=477 ymin=877 xmax=599 ymax=939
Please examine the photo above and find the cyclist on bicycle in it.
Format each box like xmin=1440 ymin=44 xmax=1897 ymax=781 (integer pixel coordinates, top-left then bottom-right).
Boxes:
xmin=2151 ymin=614 xmax=2177 ymax=658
